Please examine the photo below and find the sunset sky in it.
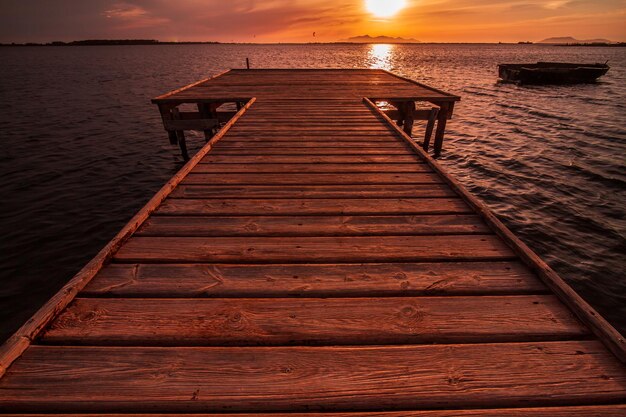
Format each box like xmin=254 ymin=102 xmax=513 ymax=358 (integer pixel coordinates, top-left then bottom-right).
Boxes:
xmin=1 ymin=0 xmax=625 ymax=43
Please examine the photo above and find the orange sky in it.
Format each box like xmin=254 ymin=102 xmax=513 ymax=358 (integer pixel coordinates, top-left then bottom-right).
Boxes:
xmin=1 ymin=0 xmax=625 ymax=43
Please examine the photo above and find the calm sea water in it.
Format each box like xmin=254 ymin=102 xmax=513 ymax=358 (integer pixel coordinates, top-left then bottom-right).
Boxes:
xmin=0 ymin=44 xmax=624 ymax=341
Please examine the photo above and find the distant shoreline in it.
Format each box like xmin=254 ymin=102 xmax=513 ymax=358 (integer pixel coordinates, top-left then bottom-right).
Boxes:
xmin=1 ymin=39 xmax=625 ymax=47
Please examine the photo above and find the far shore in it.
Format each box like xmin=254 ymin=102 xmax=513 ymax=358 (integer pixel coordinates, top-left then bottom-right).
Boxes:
xmin=2 ymin=39 xmax=625 ymax=47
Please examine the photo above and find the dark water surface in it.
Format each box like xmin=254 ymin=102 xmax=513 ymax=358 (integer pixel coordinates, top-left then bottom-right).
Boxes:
xmin=1 ymin=44 xmax=624 ymax=341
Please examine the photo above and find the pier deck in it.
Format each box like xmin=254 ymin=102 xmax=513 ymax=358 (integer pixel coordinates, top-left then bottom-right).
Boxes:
xmin=0 ymin=69 xmax=624 ymax=415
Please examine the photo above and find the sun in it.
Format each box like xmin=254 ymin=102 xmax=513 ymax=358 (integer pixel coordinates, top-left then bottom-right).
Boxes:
xmin=365 ymin=0 xmax=407 ymax=18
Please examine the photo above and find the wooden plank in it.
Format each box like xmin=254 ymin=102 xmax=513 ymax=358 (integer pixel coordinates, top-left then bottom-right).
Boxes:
xmin=137 ymin=215 xmax=489 ymax=237
xmin=213 ymin=142 xmax=409 ymax=149
xmin=200 ymin=155 xmax=421 ymax=163
xmin=82 ymin=261 xmax=546 ymax=298
xmin=243 ymin=114 xmax=377 ymax=118
xmin=113 ymin=235 xmax=514 ymax=263
xmin=193 ymin=163 xmax=431 ymax=174
xmin=41 ymin=295 xmax=588 ymax=346
xmin=219 ymin=135 xmax=398 ymax=142
xmin=157 ymin=198 xmax=470 ymax=215
xmin=227 ymin=127 xmax=393 ymax=132
xmin=1 ymin=342 xmax=624 ymax=412
xmin=170 ymin=184 xmax=456 ymax=199
xmin=208 ymin=148 xmax=413 ymax=155
xmin=183 ymin=173 xmax=441 ymax=185
xmin=8 ymin=405 xmax=626 ymax=416
xmin=235 ymin=119 xmax=385 ymax=123
xmin=220 ymin=131 xmax=400 ymax=137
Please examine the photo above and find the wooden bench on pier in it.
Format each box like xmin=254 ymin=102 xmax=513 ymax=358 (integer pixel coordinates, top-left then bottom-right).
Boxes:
xmin=0 ymin=69 xmax=624 ymax=415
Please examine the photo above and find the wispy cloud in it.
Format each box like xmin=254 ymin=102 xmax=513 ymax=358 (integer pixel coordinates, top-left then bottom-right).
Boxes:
xmin=103 ymin=2 xmax=169 ymax=29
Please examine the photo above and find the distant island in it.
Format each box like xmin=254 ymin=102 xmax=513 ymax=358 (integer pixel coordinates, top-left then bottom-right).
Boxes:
xmin=2 ymin=37 xmax=623 ymax=47
xmin=538 ymin=36 xmax=613 ymax=44
xmin=338 ymin=35 xmax=420 ymax=44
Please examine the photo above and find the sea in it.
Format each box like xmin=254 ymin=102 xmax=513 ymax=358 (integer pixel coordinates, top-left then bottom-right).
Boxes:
xmin=0 ymin=43 xmax=624 ymax=342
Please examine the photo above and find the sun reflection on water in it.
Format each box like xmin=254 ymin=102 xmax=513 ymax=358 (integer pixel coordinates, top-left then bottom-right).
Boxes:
xmin=368 ymin=44 xmax=394 ymax=70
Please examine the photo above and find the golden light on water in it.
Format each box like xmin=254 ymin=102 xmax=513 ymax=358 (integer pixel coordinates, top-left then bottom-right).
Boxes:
xmin=365 ymin=0 xmax=407 ymax=18
xmin=368 ymin=44 xmax=394 ymax=70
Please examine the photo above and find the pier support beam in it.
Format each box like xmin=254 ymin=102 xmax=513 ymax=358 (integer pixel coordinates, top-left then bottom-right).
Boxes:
xmin=197 ymin=103 xmax=217 ymax=142
xmin=171 ymin=108 xmax=189 ymax=160
xmin=433 ymin=102 xmax=453 ymax=158
xmin=391 ymin=100 xmax=416 ymax=136
xmin=158 ymin=104 xmax=179 ymax=145
xmin=402 ymin=101 xmax=416 ymax=137
xmin=422 ymin=107 xmax=440 ymax=152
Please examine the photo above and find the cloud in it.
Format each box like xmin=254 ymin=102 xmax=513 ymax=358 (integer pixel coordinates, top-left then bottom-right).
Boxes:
xmin=543 ymin=1 xmax=572 ymax=9
xmin=103 ymin=2 xmax=170 ymax=29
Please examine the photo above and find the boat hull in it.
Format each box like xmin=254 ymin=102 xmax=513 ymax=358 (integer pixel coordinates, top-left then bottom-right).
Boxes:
xmin=498 ymin=62 xmax=610 ymax=85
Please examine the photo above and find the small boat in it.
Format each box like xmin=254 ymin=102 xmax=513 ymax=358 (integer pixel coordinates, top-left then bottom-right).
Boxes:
xmin=498 ymin=62 xmax=610 ymax=85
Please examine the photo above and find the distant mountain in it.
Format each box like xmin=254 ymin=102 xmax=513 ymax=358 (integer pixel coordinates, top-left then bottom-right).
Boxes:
xmin=539 ymin=37 xmax=613 ymax=44
xmin=339 ymin=35 xmax=420 ymax=44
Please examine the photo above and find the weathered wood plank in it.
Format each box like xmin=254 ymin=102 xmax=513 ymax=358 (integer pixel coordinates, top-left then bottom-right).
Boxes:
xmin=8 ymin=405 xmax=626 ymax=416
xmin=193 ymin=163 xmax=430 ymax=173
xmin=227 ymin=125 xmax=393 ymax=130
xmin=213 ymin=142 xmax=409 ymax=149
xmin=114 ymin=235 xmax=513 ymax=263
xmin=169 ymin=184 xmax=456 ymax=199
xmin=183 ymin=173 xmax=441 ymax=185
xmin=232 ymin=120 xmax=388 ymax=125
xmin=137 ymin=215 xmax=489 ymax=237
xmin=201 ymin=155 xmax=421 ymax=163
xmin=208 ymin=148 xmax=412 ymax=155
xmin=41 ymin=295 xmax=588 ymax=346
xmin=219 ymin=135 xmax=399 ymax=142
xmin=217 ymin=131 xmax=396 ymax=137
xmin=1 ymin=342 xmax=624 ymax=412
xmin=157 ymin=198 xmax=470 ymax=215
xmin=82 ymin=261 xmax=546 ymax=297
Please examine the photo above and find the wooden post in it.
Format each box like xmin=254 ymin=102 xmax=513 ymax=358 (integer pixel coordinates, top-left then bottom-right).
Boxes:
xmin=171 ymin=107 xmax=189 ymax=160
xmin=403 ymin=101 xmax=416 ymax=137
xmin=391 ymin=101 xmax=404 ymax=127
xmin=422 ymin=107 xmax=440 ymax=152
xmin=433 ymin=102 xmax=451 ymax=157
xmin=246 ymin=58 xmax=250 ymax=69
xmin=158 ymin=104 xmax=178 ymax=145
xmin=197 ymin=103 xmax=213 ymax=142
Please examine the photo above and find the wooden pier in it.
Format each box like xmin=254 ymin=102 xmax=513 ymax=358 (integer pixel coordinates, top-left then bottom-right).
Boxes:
xmin=0 ymin=69 xmax=624 ymax=415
